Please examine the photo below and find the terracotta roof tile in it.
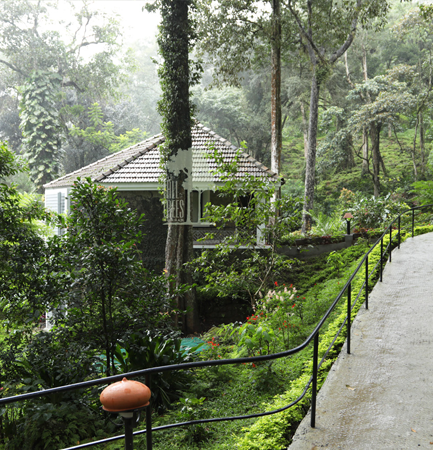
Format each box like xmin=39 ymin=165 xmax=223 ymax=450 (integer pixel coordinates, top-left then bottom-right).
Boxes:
xmin=44 ymin=122 xmax=277 ymax=188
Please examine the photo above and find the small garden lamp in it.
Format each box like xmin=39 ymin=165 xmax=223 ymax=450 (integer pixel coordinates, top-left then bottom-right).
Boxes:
xmin=343 ymin=212 xmax=354 ymax=235
xmin=100 ymin=377 xmax=151 ymax=450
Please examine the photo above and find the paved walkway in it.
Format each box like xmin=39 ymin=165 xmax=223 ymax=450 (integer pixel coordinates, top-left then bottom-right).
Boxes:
xmin=289 ymin=233 xmax=433 ymax=450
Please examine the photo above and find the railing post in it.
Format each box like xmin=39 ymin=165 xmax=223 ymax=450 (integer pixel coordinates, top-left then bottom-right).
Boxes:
xmin=123 ymin=415 xmax=134 ymax=450
xmin=347 ymin=283 xmax=351 ymax=354
xmin=145 ymin=374 xmax=152 ymax=450
xmin=389 ymin=227 xmax=392 ymax=263
xmin=365 ymin=256 xmax=368 ymax=310
xmin=380 ymin=238 xmax=383 ymax=282
xmin=412 ymin=209 xmax=415 ymax=237
xmin=398 ymin=216 xmax=401 ymax=249
xmin=311 ymin=332 xmax=319 ymax=428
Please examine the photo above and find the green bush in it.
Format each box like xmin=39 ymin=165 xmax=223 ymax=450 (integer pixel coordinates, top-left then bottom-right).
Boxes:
xmin=114 ymin=330 xmax=196 ymax=413
xmin=342 ymin=191 xmax=408 ymax=231
xmin=410 ymin=180 xmax=433 ymax=206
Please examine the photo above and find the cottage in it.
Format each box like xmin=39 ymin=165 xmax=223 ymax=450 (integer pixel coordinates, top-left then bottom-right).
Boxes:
xmin=44 ymin=122 xmax=277 ymax=271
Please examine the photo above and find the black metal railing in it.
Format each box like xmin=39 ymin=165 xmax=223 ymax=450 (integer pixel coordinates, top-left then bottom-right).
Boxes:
xmin=1 ymin=205 xmax=431 ymax=450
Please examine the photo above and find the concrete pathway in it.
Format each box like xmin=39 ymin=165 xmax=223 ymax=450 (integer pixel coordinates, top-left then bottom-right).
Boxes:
xmin=289 ymin=233 xmax=433 ymax=450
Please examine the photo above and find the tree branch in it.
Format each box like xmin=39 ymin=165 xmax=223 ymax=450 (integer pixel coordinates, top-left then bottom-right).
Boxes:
xmin=62 ymin=79 xmax=84 ymax=93
xmin=0 ymin=58 xmax=27 ymax=77
xmin=285 ymin=0 xmax=324 ymax=64
xmin=329 ymin=0 xmax=362 ymax=63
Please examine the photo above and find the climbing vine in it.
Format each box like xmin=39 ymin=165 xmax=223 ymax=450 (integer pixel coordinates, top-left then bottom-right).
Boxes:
xmin=19 ymin=71 xmax=62 ymax=192
xmin=155 ymin=0 xmax=198 ymax=160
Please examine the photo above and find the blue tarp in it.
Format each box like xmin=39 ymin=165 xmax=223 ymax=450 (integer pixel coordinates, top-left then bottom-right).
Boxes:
xmin=180 ymin=337 xmax=208 ymax=354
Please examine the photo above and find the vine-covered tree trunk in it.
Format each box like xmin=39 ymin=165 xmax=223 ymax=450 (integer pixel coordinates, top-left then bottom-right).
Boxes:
xmin=19 ymin=71 xmax=62 ymax=193
xmin=158 ymin=0 xmax=199 ymax=333
xmin=271 ymin=0 xmax=282 ymax=218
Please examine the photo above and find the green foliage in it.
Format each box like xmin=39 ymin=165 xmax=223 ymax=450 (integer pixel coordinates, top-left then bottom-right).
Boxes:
xmin=51 ymin=178 xmax=174 ymax=377
xmin=191 ymin=144 xmax=295 ymax=308
xmin=0 ymin=331 xmax=105 ymax=450
xmin=69 ymin=103 xmax=148 ymax=154
xmin=114 ymin=330 xmax=194 ymax=413
xmin=280 ymin=194 xmax=303 ymax=232
xmin=309 ymin=210 xmax=345 ymax=236
xmin=347 ymin=64 xmax=418 ymax=135
xmin=19 ymin=70 xmax=62 ymax=192
xmin=343 ymin=191 xmax=409 ymax=230
xmin=0 ymin=174 xmax=180 ymax=447
xmin=410 ymin=180 xmax=433 ymax=205
xmin=327 ymin=250 xmax=344 ymax=276
xmin=0 ymin=142 xmax=55 ymax=328
xmin=255 ymin=284 xmax=299 ymax=349
xmin=173 ymin=396 xmax=213 ymax=444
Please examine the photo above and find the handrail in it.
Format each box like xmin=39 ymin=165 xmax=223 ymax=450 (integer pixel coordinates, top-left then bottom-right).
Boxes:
xmin=1 ymin=204 xmax=432 ymax=449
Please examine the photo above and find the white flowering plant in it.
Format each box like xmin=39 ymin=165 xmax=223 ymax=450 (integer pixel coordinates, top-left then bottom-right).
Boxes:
xmin=255 ymin=283 xmax=300 ymax=349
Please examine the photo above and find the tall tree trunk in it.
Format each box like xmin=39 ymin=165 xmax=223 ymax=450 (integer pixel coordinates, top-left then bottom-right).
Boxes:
xmin=271 ymin=0 xmax=282 ymax=213
xmin=361 ymin=45 xmax=371 ymax=176
xmin=411 ymin=116 xmax=419 ymax=181
xmin=300 ymin=102 xmax=308 ymax=159
xmin=302 ymin=73 xmax=320 ymax=233
xmin=370 ymin=122 xmax=382 ymax=198
xmin=159 ymin=0 xmax=198 ymax=333
xmin=419 ymin=111 xmax=426 ymax=175
xmin=362 ymin=128 xmax=369 ymax=176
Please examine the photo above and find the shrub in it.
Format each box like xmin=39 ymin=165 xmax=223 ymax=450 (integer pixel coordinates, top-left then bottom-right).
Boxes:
xmin=341 ymin=191 xmax=408 ymax=231
xmin=114 ymin=330 xmax=195 ymax=413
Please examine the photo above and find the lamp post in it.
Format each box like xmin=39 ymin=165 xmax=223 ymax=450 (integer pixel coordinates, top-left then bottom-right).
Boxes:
xmin=343 ymin=212 xmax=354 ymax=235
xmin=100 ymin=377 xmax=151 ymax=450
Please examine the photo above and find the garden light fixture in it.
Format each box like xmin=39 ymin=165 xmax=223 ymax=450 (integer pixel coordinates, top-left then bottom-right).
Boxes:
xmin=344 ymin=212 xmax=354 ymax=235
xmin=100 ymin=377 xmax=151 ymax=450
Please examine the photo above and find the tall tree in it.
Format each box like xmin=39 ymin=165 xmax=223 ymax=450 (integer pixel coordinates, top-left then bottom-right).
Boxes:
xmin=150 ymin=0 xmax=200 ymax=333
xmin=195 ymin=1 xmax=297 ymax=175
xmin=344 ymin=65 xmax=417 ymax=196
xmin=393 ymin=5 xmax=433 ymax=176
xmin=285 ymin=0 xmax=390 ymax=232
xmin=0 ymin=0 xmax=134 ymax=187
xmin=271 ymin=0 xmax=282 ymax=179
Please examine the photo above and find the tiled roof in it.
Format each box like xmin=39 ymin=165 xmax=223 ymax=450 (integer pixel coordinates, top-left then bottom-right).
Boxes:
xmin=44 ymin=122 xmax=277 ymax=189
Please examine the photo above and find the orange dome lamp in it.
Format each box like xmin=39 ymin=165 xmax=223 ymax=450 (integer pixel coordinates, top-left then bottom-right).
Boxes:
xmin=100 ymin=377 xmax=152 ymax=450
xmin=100 ymin=377 xmax=151 ymax=413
